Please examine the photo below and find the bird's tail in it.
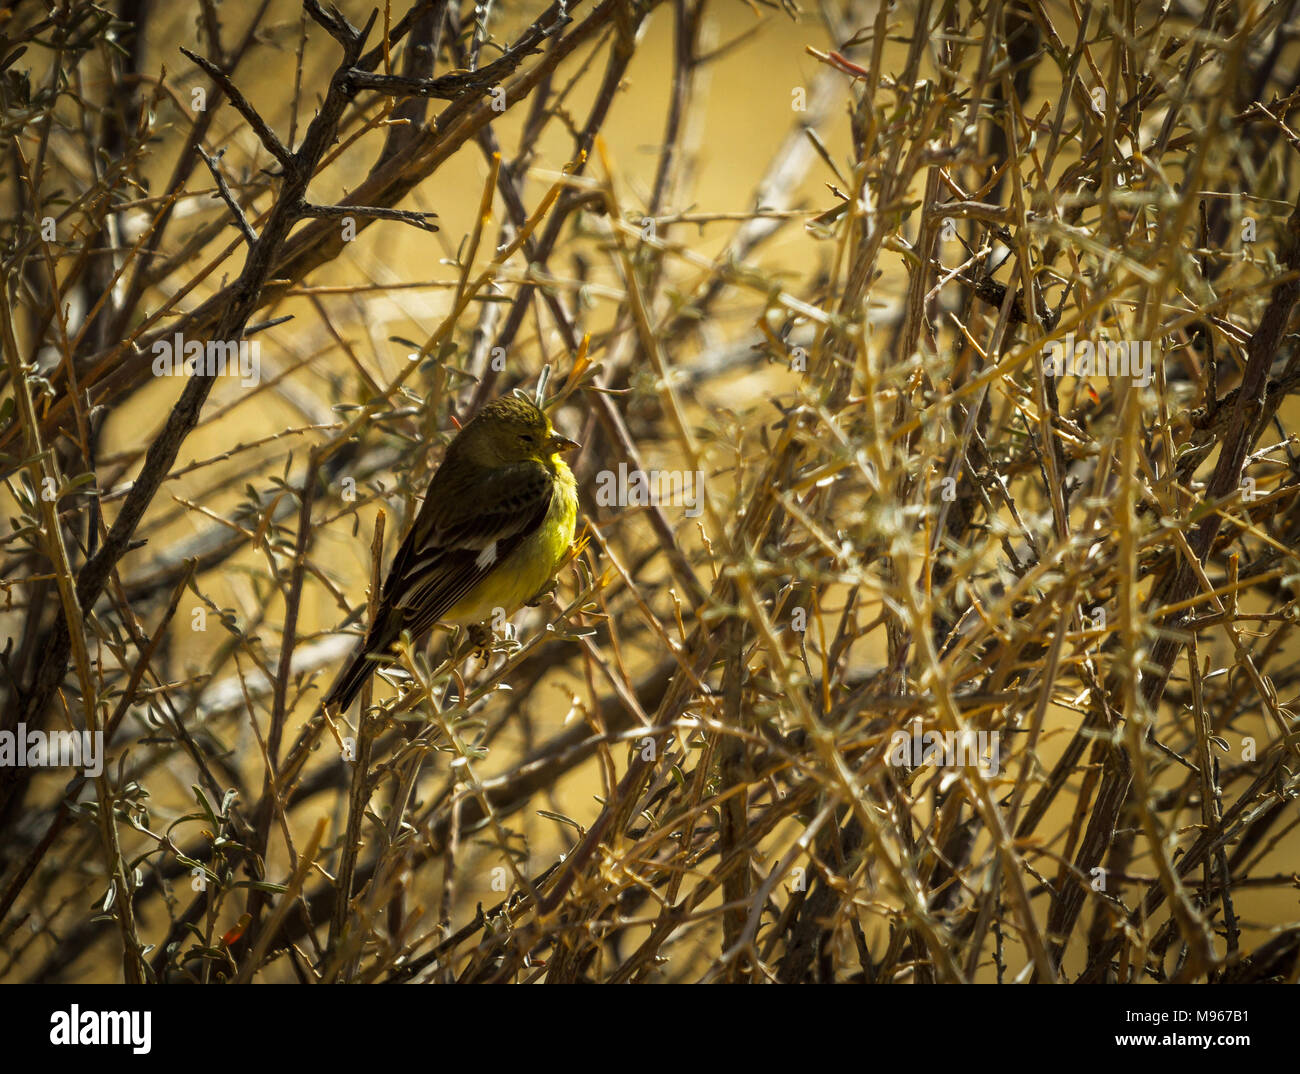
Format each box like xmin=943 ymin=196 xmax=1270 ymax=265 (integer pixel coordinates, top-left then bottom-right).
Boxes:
xmin=321 ymin=641 xmax=377 ymax=713
xmin=321 ymin=612 xmax=445 ymax=712
xmin=323 ymin=604 xmax=405 ymax=711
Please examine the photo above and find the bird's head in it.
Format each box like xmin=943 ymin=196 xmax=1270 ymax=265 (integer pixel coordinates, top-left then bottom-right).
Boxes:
xmin=456 ymin=396 xmax=579 ymax=468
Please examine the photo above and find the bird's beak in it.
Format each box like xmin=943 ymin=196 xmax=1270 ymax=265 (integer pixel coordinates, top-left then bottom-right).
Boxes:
xmin=548 ymin=432 xmax=580 ymax=453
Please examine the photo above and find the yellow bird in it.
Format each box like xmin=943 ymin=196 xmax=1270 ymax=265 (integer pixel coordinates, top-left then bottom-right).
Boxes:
xmin=323 ymin=396 xmax=579 ymax=711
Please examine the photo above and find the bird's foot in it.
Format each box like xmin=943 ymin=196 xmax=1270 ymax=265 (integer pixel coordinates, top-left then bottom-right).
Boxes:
xmin=465 ymin=621 xmax=494 ymax=665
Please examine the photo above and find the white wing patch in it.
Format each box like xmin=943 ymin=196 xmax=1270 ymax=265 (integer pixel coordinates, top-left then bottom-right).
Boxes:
xmin=475 ymin=542 xmax=498 ymax=570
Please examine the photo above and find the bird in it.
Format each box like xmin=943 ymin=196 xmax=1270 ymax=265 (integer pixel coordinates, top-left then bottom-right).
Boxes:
xmin=322 ymin=395 xmax=579 ymax=712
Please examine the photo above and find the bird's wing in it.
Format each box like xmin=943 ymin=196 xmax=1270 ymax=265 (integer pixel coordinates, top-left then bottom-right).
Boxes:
xmin=372 ymin=460 xmax=555 ymax=643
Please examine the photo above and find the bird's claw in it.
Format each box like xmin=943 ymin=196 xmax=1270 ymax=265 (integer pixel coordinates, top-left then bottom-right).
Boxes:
xmin=465 ymin=621 xmax=493 ymax=665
